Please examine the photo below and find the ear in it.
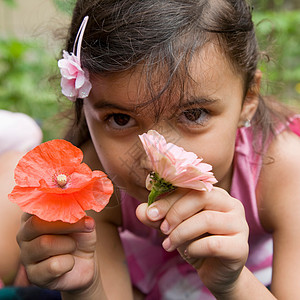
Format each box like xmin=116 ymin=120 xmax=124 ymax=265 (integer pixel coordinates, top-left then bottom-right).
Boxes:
xmin=238 ymin=70 xmax=261 ymax=128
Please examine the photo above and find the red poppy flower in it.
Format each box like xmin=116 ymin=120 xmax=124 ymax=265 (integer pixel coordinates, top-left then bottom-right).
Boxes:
xmin=8 ymin=139 xmax=113 ymax=223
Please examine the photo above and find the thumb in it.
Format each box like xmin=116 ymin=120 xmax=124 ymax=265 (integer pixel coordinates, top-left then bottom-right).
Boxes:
xmin=71 ymin=217 xmax=97 ymax=254
xmin=136 ymin=203 xmax=162 ymax=230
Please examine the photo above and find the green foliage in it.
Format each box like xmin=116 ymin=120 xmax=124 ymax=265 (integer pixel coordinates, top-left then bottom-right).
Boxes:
xmin=252 ymin=0 xmax=285 ymax=11
xmin=0 ymin=37 xmax=70 ymax=141
xmin=1 ymin=0 xmax=17 ymax=8
xmin=52 ymin=0 xmax=76 ymax=15
xmin=253 ymin=10 xmax=300 ymax=102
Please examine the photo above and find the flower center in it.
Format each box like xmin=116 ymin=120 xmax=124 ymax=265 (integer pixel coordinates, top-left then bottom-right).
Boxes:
xmin=56 ymin=174 xmax=68 ymax=188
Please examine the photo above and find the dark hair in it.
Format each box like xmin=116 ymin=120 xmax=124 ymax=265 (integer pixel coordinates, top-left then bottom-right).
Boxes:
xmin=64 ymin=0 xmax=293 ymax=149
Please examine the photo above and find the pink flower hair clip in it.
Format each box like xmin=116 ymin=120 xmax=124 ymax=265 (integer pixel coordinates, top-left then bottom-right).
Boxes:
xmin=58 ymin=16 xmax=92 ymax=102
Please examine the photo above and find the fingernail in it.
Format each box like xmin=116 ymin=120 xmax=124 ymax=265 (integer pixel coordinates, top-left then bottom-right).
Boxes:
xmin=84 ymin=217 xmax=95 ymax=231
xmin=162 ymin=237 xmax=171 ymax=251
xmin=147 ymin=206 xmax=159 ymax=220
xmin=184 ymin=249 xmax=191 ymax=260
xmin=160 ymin=220 xmax=170 ymax=234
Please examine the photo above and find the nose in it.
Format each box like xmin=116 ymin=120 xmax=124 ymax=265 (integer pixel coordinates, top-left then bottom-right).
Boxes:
xmin=150 ymin=122 xmax=181 ymax=146
xmin=140 ymin=155 xmax=152 ymax=173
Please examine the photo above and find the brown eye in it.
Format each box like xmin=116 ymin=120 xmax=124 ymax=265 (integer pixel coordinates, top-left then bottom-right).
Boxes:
xmin=113 ymin=114 xmax=130 ymax=126
xmin=106 ymin=113 xmax=136 ymax=130
xmin=181 ymin=108 xmax=209 ymax=125
xmin=184 ymin=109 xmax=202 ymax=122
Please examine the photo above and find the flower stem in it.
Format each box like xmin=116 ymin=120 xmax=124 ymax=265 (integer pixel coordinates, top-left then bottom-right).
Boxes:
xmin=148 ymin=188 xmax=163 ymax=206
xmin=147 ymin=173 xmax=175 ymax=206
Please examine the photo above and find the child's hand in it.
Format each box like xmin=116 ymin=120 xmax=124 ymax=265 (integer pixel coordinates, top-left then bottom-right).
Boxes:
xmin=136 ymin=187 xmax=249 ymax=297
xmin=17 ymin=213 xmax=98 ymax=293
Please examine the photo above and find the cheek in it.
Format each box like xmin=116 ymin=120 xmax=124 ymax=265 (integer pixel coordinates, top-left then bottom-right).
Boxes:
xmin=93 ymin=141 xmax=137 ymax=188
xmin=183 ymin=128 xmax=237 ymax=183
xmin=86 ymin=120 xmax=145 ymax=187
xmin=83 ymin=113 xmax=126 ymax=182
xmin=208 ymin=142 xmax=235 ymax=178
xmin=204 ymin=132 xmax=237 ymax=187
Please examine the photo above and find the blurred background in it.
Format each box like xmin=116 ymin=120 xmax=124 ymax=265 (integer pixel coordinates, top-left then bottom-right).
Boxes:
xmin=0 ymin=0 xmax=299 ymax=141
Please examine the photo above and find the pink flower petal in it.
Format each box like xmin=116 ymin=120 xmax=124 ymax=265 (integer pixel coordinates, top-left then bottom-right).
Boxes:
xmin=61 ymin=77 xmax=77 ymax=100
xmin=75 ymin=71 xmax=85 ymax=89
xmin=139 ymin=130 xmax=217 ymax=191
xmin=58 ymin=51 xmax=91 ymax=101
xmin=78 ymin=77 xmax=92 ymax=98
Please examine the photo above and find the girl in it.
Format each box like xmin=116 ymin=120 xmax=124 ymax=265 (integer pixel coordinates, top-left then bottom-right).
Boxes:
xmin=17 ymin=0 xmax=300 ymax=299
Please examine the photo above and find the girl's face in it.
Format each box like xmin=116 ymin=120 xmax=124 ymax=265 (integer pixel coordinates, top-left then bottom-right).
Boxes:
xmin=84 ymin=45 xmax=258 ymax=202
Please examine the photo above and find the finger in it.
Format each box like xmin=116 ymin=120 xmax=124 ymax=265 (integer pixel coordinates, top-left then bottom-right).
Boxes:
xmin=21 ymin=235 xmax=76 ymax=265
xmin=136 ymin=203 xmax=162 ymax=229
xmin=26 ymin=254 xmax=75 ymax=289
xmin=21 ymin=212 xmax=33 ymax=223
xmin=145 ymin=188 xmax=191 ymax=222
xmin=71 ymin=230 xmax=97 ymax=254
xmin=160 ymin=188 xmax=245 ymax=235
xmin=17 ymin=215 xmax=95 ymax=243
xmin=185 ymin=234 xmax=249 ymax=263
xmin=162 ymin=210 xmax=247 ymax=252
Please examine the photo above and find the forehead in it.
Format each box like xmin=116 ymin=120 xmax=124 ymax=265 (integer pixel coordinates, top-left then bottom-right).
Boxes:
xmin=88 ymin=43 xmax=244 ymax=109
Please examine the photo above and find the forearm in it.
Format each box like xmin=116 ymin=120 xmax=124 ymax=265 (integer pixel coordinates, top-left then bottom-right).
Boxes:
xmin=212 ymin=267 xmax=276 ymax=300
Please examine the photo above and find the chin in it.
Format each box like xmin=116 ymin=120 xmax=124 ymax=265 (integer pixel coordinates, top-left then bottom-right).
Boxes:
xmin=127 ymin=187 xmax=149 ymax=203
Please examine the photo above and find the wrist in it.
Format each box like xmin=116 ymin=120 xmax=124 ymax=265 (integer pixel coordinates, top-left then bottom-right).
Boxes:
xmin=61 ymin=263 xmax=107 ymax=300
xmin=212 ymin=267 xmax=275 ymax=300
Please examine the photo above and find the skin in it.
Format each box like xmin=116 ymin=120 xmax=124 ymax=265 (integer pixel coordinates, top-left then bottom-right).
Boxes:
xmin=17 ymin=44 xmax=300 ymax=299
xmin=0 ymin=151 xmax=23 ymax=285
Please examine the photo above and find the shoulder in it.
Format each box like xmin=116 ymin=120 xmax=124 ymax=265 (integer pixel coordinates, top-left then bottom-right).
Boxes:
xmin=256 ymin=127 xmax=300 ymax=296
xmin=257 ymin=129 xmax=300 ymax=232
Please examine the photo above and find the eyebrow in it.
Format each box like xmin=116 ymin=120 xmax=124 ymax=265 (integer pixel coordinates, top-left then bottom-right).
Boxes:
xmin=179 ymin=97 xmax=220 ymax=109
xmin=92 ymin=100 xmax=137 ymax=112
xmin=92 ymin=96 xmax=220 ymax=115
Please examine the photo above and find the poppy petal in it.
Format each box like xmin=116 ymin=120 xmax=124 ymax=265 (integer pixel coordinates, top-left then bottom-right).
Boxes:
xmin=15 ymin=140 xmax=83 ymax=187
xmin=9 ymin=139 xmax=113 ymax=223
xmin=9 ymin=185 xmax=87 ymax=223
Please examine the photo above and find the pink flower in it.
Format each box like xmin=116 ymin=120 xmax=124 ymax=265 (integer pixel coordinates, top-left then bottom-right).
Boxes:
xmin=139 ymin=130 xmax=217 ymax=204
xmin=58 ymin=16 xmax=92 ymax=102
xmin=58 ymin=51 xmax=92 ymax=102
